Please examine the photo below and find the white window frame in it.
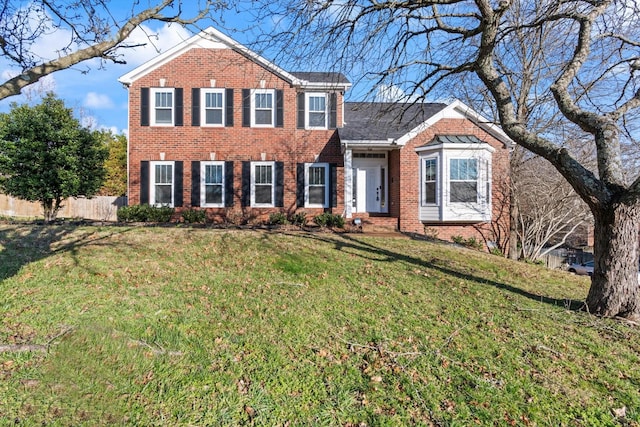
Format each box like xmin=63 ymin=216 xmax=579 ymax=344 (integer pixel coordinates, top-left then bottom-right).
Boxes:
xmin=150 ymin=161 xmax=174 ymax=207
xmin=305 ymin=163 xmax=329 ymax=208
xmin=305 ymin=92 xmax=328 ymax=129
xmin=201 ymin=161 xmax=225 ymax=207
xmin=201 ymin=88 xmax=225 ymax=127
xmin=251 ymin=89 xmax=275 ymax=127
xmin=251 ymin=161 xmax=275 ymax=207
xmin=151 ymin=88 xmax=174 ymax=126
xmin=449 ymin=158 xmax=479 ymax=204
xmin=422 ymin=156 xmax=439 ymax=206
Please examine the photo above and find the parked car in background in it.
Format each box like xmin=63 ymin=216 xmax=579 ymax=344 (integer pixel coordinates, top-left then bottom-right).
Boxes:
xmin=568 ymin=261 xmax=594 ymax=276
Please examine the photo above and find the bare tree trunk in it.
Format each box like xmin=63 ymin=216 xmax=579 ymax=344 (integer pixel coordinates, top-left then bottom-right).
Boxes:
xmin=509 ymin=186 xmax=519 ymax=260
xmin=586 ymin=201 xmax=640 ymax=319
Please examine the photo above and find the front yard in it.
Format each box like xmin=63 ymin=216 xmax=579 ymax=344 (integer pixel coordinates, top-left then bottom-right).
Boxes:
xmin=0 ymin=224 xmax=638 ymax=425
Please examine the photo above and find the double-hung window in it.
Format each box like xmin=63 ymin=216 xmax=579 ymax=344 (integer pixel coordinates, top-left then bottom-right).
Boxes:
xmin=201 ymin=161 xmax=225 ymax=207
xmin=307 ymin=93 xmax=327 ymax=129
xmin=151 ymin=161 xmax=174 ymax=206
xmin=306 ymin=163 xmax=329 ymax=207
xmin=252 ymin=89 xmax=274 ymax=127
xmin=152 ymin=88 xmax=174 ymax=126
xmin=449 ymin=158 xmax=478 ymax=203
xmin=252 ymin=161 xmax=275 ymax=206
xmin=423 ymin=158 xmax=438 ymax=205
xmin=201 ymin=89 xmax=224 ymax=126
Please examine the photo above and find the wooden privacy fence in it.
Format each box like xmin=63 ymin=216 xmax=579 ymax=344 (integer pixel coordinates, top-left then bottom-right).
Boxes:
xmin=0 ymin=194 xmax=126 ymax=222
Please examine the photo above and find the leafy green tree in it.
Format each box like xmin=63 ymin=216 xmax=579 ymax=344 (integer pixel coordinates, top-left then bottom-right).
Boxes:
xmin=96 ymin=131 xmax=127 ymax=197
xmin=0 ymin=93 xmax=109 ymax=222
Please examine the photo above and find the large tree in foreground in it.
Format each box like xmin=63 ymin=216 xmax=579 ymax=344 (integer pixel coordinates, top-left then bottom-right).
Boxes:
xmin=254 ymin=0 xmax=640 ymax=318
xmin=0 ymin=93 xmax=108 ymax=221
xmin=0 ymin=0 xmax=219 ymax=100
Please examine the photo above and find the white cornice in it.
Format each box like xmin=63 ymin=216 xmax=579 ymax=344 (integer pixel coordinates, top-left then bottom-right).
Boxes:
xmin=394 ymin=99 xmax=514 ymax=148
xmin=119 ymin=27 xmax=303 ymax=86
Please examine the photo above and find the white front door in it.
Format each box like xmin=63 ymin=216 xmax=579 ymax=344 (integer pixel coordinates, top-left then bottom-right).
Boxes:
xmin=353 ymin=163 xmax=387 ymax=214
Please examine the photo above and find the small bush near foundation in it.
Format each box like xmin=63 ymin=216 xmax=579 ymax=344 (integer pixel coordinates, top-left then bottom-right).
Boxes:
xmin=313 ymin=212 xmax=345 ymax=228
xmin=269 ymin=212 xmax=289 ymax=225
xmin=182 ymin=209 xmax=206 ymax=224
xmin=118 ymin=204 xmax=174 ymax=223
xmin=290 ymin=212 xmax=307 ymax=226
xmin=451 ymin=235 xmax=483 ymax=250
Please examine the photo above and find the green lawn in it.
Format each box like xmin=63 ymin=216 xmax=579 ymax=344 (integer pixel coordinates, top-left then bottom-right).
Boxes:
xmin=0 ymin=224 xmax=638 ymax=426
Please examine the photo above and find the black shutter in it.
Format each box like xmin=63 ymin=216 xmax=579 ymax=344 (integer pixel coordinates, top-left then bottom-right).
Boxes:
xmin=174 ymin=161 xmax=183 ymax=207
xmin=296 ymin=163 xmax=305 ymax=207
xmin=191 ymin=161 xmax=200 ymax=207
xmin=242 ymin=89 xmax=251 ymax=127
xmin=225 ymin=161 xmax=235 ymax=207
xmin=329 ymin=92 xmax=337 ymax=129
xmin=241 ymin=161 xmax=251 ymax=206
xmin=191 ymin=88 xmax=200 ymax=126
xmin=329 ymin=163 xmax=338 ymax=208
xmin=276 ymin=90 xmax=284 ymax=128
xmin=275 ymin=161 xmax=284 ymax=207
xmin=140 ymin=161 xmax=150 ymax=204
xmin=174 ymin=88 xmax=184 ymax=126
xmin=297 ymin=92 xmax=305 ymax=129
xmin=225 ymin=89 xmax=234 ymax=127
xmin=141 ymin=88 xmax=150 ymax=127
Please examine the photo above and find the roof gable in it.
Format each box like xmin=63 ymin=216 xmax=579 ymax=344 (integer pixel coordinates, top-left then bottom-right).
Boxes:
xmin=119 ymin=27 xmax=351 ymax=91
xmin=340 ymin=99 xmax=513 ymax=148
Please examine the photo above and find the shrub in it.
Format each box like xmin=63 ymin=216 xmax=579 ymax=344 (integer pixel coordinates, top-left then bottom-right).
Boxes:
xmin=269 ymin=212 xmax=289 ymax=225
xmin=451 ymin=235 xmax=483 ymax=250
xmin=182 ymin=209 xmax=206 ymax=224
xmin=313 ymin=212 xmax=345 ymax=228
xmin=117 ymin=204 xmax=174 ymax=223
xmin=289 ymin=212 xmax=307 ymax=226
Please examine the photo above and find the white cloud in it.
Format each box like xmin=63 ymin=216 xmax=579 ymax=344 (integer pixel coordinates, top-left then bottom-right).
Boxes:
xmin=84 ymin=92 xmax=115 ymax=109
xmin=118 ymin=23 xmax=193 ymax=67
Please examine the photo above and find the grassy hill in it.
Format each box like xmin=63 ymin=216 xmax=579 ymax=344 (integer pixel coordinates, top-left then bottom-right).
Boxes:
xmin=0 ymin=224 xmax=638 ymax=426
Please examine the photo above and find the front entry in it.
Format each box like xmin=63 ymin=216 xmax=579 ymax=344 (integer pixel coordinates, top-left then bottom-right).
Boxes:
xmin=352 ymin=153 xmax=388 ymax=214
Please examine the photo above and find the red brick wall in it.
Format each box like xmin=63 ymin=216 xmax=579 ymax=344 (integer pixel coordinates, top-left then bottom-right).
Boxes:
xmin=127 ymin=48 xmax=344 ymax=221
xmin=396 ymin=118 xmax=511 ymax=249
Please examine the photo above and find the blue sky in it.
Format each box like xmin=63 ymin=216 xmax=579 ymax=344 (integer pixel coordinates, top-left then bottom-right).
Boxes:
xmin=0 ymin=3 xmax=280 ymax=136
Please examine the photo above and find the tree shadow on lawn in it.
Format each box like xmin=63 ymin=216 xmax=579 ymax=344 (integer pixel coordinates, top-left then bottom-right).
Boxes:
xmin=295 ymin=231 xmax=584 ymax=311
xmin=0 ymin=223 xmax=134 ymax=282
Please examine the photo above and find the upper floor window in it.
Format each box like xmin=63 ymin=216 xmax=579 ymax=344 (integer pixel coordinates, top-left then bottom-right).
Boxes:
xmin=202 ymin=89 xmax=224 ymax=126
xmin=151 ymin=161 xmax=174 ymax=206
xmin=449 ymin=158 xmax=478 ymax=203
xmin=307 ymin=93 xmax=327 ymax=129
xmin=252 ymin=89 xmax=274 ymax=127
xmin=201 ymin=161 xmax=225 ymax=207
xmin=152 ymin=88 xmax=174 ymax=126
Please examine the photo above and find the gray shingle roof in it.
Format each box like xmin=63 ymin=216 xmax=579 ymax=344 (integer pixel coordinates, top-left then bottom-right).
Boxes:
xmin=290 ymin=72 xmax=351 ymax=84
xmin=340 ymin=102 xmax=448 ymax=141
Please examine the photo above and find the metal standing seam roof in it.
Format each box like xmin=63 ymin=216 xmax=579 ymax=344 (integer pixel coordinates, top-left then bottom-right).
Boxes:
xmin=339 ymin=102 xmax=448 ymax=141
xmin=290 ymin=72 xmax=351 ymax=85
xmin=428 ymin=135 xmax=485 ymax=145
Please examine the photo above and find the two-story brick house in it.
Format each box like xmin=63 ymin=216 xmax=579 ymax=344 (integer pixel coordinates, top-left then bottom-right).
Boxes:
xmin=119 ymin=27 xmax=512 ymax=247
